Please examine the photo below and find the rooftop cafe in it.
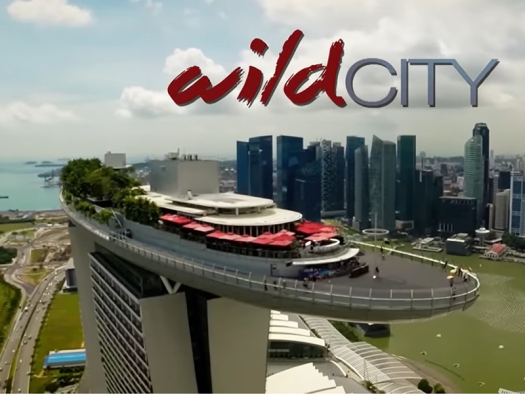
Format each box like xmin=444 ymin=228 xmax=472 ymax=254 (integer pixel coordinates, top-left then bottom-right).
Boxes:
xmin=159 ymin=215 xmax=350 ymax=260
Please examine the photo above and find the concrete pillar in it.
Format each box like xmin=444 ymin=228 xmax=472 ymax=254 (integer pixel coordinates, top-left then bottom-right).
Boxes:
xmin=140 ymin=292 xmax=198 ymax=393
xmin=207 ymin=298 xmax=270 ymax=393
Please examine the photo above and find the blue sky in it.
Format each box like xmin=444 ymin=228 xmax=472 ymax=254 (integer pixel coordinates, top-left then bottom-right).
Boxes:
xmin=0 ymin=0 xmax=271 ymax=103
xmin=1 ymin=0 xmax=523 ymax=160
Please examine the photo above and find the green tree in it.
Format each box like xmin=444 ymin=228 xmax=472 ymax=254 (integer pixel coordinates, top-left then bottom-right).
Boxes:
xmin=434 ymin=383 xmax=446 ymax=393
xmin=60 ymin=158 xmax=103 ymax=198
xmin=417 ymin=379 xmax=433 ymax=394
xmin=93 ymin=208 xmax=114 ymax=224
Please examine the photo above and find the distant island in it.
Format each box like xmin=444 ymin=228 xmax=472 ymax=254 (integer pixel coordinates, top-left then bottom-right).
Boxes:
xmin=0 ymin=196 xmax=8 ymax=199
xmin=24 ymin=161 xmax=37 ymax=165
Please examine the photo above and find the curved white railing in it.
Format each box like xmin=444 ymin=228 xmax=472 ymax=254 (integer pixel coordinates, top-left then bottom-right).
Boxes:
xmin=60 ymin=196 xmax=480 ymax=314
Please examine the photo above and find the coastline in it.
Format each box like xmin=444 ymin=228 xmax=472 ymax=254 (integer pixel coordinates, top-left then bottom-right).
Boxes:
xmin=396 ymin=355 xmax=463 ymax=393
xmin=0 ymin=209 xmax=64 ymax=216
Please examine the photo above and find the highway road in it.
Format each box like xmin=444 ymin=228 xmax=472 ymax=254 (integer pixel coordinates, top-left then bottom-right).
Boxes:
xmin=0 ymin=269 xmax=62 ymax=392
xmin=12 ymin=271 xmax=65 ymax=393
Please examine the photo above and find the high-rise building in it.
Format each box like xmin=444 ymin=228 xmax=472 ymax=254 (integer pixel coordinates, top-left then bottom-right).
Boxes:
xmin=413 ymin=170 xmax=442 ymax=236
xmin=494 ymin=189 xmax=510 ymax=231
xmin=438 ymin=196 xmax=477 ymax=238
xmin=509 ymin=174 xmax=525 ymax=237
xmin=473 ymin=123 xmax=490 ymax=210
xmin=464 ymin=134 xmax=484 ymax=226
xmin=290 ymin=142 xmax=323 ymax=222
xmin=396 ymin=135 xmax=416 ymax=229
xmin=319 ymin=140 xmax=345 ymax=214
xmin=236 ymin=141 xmax=249 ymax=194
xmin=499 ymin=170 xmax=511 ymax=190
xmin=345 ymin=136 xmax=365 ymax=220
xmin=369 ymin=136 xmax=396 ymax=230
xmin=276 ymin=136 xmax=304 ymax=209
xmin=294 ymin=159 xmax=322 ymax=222
xmin=237 ymin=136 xmax=273 ymax=199
xmin=353 ymin=145 xmax=370 ymax=231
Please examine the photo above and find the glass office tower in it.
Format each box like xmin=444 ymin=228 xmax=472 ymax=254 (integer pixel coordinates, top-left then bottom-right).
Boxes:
xmin=369 ymin=136 xmax=396 ymax=230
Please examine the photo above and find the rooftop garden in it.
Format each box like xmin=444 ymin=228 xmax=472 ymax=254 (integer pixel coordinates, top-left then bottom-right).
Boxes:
xmin=60 ymin=158 xmax=160 ymax=226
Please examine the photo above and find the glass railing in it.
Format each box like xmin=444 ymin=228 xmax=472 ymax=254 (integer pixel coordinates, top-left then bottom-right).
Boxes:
xmin=60 ymin=195 xmax=480 ymax=314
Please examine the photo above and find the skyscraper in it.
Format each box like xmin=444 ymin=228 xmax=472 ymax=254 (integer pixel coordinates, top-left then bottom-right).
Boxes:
xmin=494 ymin=189 xmax=510 ymax=231
xmin=320 ymin=140 xmax=345 ymax=213
xmin=509 ymin=174 xmax=525 ymax=237
xmin=499 ymin=170 xmax=511 ymax=190
xmin=464 ymin=134 xmax=484 ymax=226
xmin=353 ymin=145 xmax=370 ymax=230
xmin=236 ymin=141 xmax=249 ymax=194
xmin=473 ymin=123 xmax=490 ymax=208
xmin=413 ymin=170 xmax=442 ymax=236
xmin=238 ymin=136 xmax=273 ymax=199
xmin=276 ymin=136 xmax=304 ymax=209
xmin=345 ymin=136 xmax=365 ymax=220
xmin=397 ymin=135 xmax=416 ymax=228
xmin=369 ymin=136 xmax=396 ymax=230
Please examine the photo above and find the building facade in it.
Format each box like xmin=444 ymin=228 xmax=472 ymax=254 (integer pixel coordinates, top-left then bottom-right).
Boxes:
xmin=248 ymin=135 xmax=273 ymax=199
xmin=413 ymin=170 xmax=442 ymax=236
xmin=396 ymin=135 xmax=416 ymax=229
xmin=345 ymin=136 xmax=365 ymax=220
xmin=509 ymin=174 xmax=525 ymax=237
xmin=464 ymin=134 xmax=484 ymax=226
xmin=276 ymin=136 xmax=304 ymax=210
xmin=472 ymin=123 xmax=490 ymax=207
xmin=369 ymin=136 xmax=396 ymax=230
xmin=319 ymin=140 xmax=345 ymax=214
xmin=494 ymin=189 xmax=510 ymax=231
xmin=235 ymin=141 xmax=249 ymax=195
xmin=353 ymin=145 xmax=370 ymax=231
xmin=438 ymin=196 xmax=477 ymax=238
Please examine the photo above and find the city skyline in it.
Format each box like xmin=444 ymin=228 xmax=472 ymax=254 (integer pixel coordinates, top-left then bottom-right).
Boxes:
xmin=1 ymin=0 xmax=525 ymax=159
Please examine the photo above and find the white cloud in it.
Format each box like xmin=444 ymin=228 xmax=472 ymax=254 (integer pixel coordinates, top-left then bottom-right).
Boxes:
xmin=7 ymin=0 xmax=93 ymax=27
xmin=112 ymin=0 xmax=525 ymax=157
xmin=130 ymin=0 xmax=162 ymax=14
xmin=0 ymin=102 xmax=77 ymax=124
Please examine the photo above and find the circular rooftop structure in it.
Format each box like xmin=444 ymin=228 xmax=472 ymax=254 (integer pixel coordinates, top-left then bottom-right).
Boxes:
xmin=362 ymin=228 xmax=389 ymax=239
xmin=476 ymin=227 xmax=490 ymax=236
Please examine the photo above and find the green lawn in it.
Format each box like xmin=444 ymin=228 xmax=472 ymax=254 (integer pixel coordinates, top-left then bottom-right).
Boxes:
xmin=30 ymin=249 xmax=46 ymax=264
xmin=0 ymin=277 xmax=21 ymax=351
xmin=20 ymin=268 xmax=51 ymax=285
xmin=0 ymin=222 xmax=34 ymax=232
xmin=30 ymin=293 xmax=84 ymax=393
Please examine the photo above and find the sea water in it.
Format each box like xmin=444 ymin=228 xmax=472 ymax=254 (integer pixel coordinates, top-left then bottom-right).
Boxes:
xmin=0 ymin=161 xmax=61 ymax=211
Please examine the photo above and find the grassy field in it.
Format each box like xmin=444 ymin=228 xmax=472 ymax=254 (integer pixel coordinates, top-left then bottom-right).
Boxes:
xmin=0 ymin=222 xmax=34 ymax=233
xmin=30 ymin=293 xmax=83 ymax=393
xmin=20 ymin=268 xmax=51 ymax=285
xmin=30 ymin=249 xmax=46 ymax=264
xmin=0 ymin=277 xmax=21 ymax=352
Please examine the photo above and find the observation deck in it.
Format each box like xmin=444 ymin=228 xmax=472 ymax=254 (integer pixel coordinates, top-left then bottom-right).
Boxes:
xmin=61 ymin=195 xmax=480 ymax=323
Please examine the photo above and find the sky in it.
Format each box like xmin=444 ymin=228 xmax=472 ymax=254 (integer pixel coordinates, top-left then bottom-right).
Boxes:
xmin=0 ymin=0 xmax=524 ymax=160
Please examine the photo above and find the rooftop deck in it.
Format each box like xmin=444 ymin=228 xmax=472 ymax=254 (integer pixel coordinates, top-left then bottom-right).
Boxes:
xmin=61 ymin=194 xmax=480 ymax=323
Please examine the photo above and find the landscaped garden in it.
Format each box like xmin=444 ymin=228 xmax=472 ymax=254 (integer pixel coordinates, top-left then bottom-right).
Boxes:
xmin=60 ymin=158 xmax=159 ymax=226
xmin=0 ymin=246 xmax=17 ymax=265
xmin=30 ymin=291 xmax=84 ymax=393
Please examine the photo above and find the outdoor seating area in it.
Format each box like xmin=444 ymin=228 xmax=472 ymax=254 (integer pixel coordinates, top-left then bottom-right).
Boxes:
xmin=159 ymin=215 xmax=347 ymax=260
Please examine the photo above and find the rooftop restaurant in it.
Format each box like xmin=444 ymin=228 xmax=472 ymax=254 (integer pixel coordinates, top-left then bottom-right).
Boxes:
xmin=159 ymin=213 xmax=348 ymax=260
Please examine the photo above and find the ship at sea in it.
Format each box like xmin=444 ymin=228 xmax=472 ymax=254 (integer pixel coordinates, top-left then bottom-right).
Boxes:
xmin=35 ymin=161 xmax=64 ymax=168
xmin=24 ymin=161 xmax=37 ymax=165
